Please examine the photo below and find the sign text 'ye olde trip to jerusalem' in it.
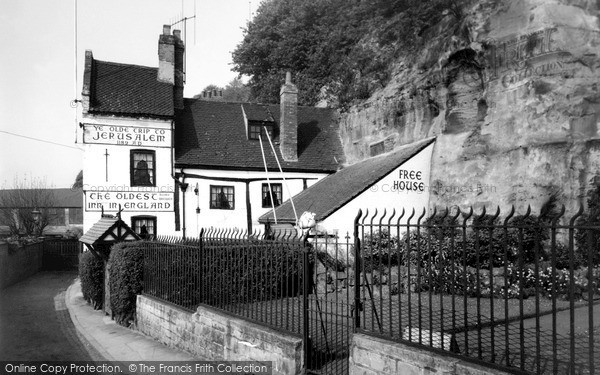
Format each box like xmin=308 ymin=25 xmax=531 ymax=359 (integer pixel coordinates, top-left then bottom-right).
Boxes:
xmin=83 ymin=124 xmax=171 ymax=148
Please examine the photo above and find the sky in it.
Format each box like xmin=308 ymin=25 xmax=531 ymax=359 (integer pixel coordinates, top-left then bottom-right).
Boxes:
xmin=0 ymin=0 xmax=261 ymax=189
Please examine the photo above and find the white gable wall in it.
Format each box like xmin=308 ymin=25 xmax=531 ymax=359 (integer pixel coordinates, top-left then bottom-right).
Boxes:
xmin=319 ymin=143 xmax=435 ymax=239
xmin=82 ymin=115 xmax=176 ymax=235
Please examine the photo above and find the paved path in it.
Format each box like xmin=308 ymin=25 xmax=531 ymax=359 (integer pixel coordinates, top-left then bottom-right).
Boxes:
xmin=66 ymin=278 xmax=197 ymax=362
xmin=0 ymin=270 xmax=198 ymax=363
xmin=0 ymin=271 xmax=100 ymax=361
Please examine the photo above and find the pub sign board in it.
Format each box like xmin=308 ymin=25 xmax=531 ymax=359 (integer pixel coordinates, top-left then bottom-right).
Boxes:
xmin=85 ymin=191 xmax=174 ymax=212
xmin=83 ymin=124 xmax=171 ymax=148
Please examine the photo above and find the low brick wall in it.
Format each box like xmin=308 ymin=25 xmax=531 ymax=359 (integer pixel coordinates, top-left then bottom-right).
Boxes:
xmin=350 ymin=333 xmax=511 ymax=375
xmin=0 ymin=241 xmax=44 ymax=289
xmin=136 ymin=295 xmax=303 ymax=375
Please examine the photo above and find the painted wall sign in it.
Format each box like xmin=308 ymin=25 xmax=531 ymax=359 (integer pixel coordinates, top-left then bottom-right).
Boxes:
xmin=85 ymin=191 xmax=174 ymax=212
xmin=392 ymin=169 xmax=425 ymax=192
xmin=83 ymin=124 xmax=171 ymax=147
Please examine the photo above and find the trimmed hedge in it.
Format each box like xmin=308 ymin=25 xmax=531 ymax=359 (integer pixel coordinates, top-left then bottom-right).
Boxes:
xmin=108 ymin=241 xmax=144 ymax=327
xmin=79 ymin=251 xmax=104 ymax=309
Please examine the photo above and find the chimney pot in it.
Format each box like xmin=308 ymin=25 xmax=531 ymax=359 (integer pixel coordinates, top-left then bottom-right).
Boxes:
xmin=286 ymin=71 xmax=292 ymax=84
xmin=173 ymin=29 xmax=181 ymax=39
xmin=163 ymin=24 xmax=171 ymax=35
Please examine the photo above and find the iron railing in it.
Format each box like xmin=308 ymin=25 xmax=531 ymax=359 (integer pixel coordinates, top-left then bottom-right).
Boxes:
xmin=142 ymin=228 xmax=355 ymax=375
xmin=143 ymin=228 xmax=306 ymax=334
xmin=354 ymin=206 xmax=600 ymax=375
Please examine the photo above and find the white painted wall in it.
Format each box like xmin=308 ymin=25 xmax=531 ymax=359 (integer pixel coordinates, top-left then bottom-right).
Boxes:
xmin=178 ymin=168 xmax=328 ymax=238
xmin=319 ymin=142 xmax=435 ymax=239
xmin=82 ymin=115 xmax=176 ymax=235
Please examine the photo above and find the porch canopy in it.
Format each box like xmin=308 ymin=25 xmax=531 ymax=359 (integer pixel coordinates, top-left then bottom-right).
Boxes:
xmin=80 ymin=214 xmax=139 ymax=260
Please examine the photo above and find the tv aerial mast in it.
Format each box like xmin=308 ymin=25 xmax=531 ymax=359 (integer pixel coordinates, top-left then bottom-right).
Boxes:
xmin=170 ymin=0 xmax=197 ymax=84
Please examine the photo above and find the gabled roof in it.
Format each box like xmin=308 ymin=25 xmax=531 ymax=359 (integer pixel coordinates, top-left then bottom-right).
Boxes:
xmin=0 ymin=188 xmax=82 ymax=208
xmin=86 ymin=59 xmax=174 ymax=118
xmin=175 ymin=100 xmax=344 ymax=172
xmin=259 ymin=138 xmax=436 ymax=224
xmin=79 ymin=215 xmax=139 ymax=245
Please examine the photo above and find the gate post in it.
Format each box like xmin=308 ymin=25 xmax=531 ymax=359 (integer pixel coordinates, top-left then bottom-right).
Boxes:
xmin=302 ymin=245 xmax=311 ymax=368
xmin=354 ymin=209 xmax=362 ymax=330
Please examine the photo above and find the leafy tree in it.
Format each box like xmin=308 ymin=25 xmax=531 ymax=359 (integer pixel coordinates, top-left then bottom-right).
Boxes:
xmin=222 ymin=78 xmax=251 ymax=102
xmin=72 ymin=170 xmax=83 ymax=189
xmin=232 ymin=0 xmax=463 ymax=108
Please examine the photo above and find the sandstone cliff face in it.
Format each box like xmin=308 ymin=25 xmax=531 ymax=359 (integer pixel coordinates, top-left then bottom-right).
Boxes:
xmin=340 ymin=0 xmax=600 ymax=215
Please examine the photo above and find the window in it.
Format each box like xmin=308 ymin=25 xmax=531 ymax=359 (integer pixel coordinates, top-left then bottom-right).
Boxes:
xmin=248 ymin=122 xmax=275 ymax=140
xmin=68 ymin=208 xmax=83 ymax=224
xmin=262 ymin=183 xmax=282 ymax=208
xmin=48 ymin=208 xmax=65 ymax=226
xmin=132 ymin=216 xmax=156 ymax=240
xmin=130 ymin=150 xmax=155 ymax=186
xmin=210 ymin=186 xmax=234 ymax=210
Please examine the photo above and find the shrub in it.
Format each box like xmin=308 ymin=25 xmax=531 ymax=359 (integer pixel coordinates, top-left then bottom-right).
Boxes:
xmin=108 ymin=241 xmax=144 ymax=327
xmin=362 ymin=230 xmax=402 ymax=272
xmin=576 ymin=181 xmax=600 ymax=266
xmin=201 ymin=240 xmax=309 ymax=306
xmin=79 ymin=251 xmax=104 ymax=309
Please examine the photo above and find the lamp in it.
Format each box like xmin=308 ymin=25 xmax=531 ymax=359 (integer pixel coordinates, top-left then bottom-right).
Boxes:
xmin=178 ymin=172 xmax=188 ymax=192
xmin=194 ymin=183 xmax=200 ymax=214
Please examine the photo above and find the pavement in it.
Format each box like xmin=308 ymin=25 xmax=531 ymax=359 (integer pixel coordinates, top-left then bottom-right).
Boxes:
xmin=65 ymin=277 xmax=198 ymax=362
xmin=0 ymin=270 xmax=197 ymax=362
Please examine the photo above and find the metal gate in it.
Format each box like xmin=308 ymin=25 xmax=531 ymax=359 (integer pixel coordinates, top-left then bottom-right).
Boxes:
xmin=42 ymin=239 xmax=80 ymax=270
xmin=303 ymin=235 xmax=354 ymax=375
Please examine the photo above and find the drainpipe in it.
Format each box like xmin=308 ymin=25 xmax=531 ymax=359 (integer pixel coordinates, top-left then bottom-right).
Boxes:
xmin=177 ymin=170 xmax=188 ymax=239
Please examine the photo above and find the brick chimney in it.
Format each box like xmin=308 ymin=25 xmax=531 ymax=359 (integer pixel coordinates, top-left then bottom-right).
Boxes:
xmin=158 ymin=25 xmax=185 ymax=110
xmin=280 ymin=72 xmax=298 ymax=162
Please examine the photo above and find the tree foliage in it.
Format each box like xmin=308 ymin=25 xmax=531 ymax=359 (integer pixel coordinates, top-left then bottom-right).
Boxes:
xmin=232 ymin=0 xmax=462 ymax=107
xmin=72 ymin=170 xmax=83 ymax=189
xmin=193 ymin=78 xmax=251 ymax=102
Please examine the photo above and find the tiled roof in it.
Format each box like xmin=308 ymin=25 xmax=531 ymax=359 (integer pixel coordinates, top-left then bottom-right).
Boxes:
xmin=0 ymin=188 xmax=82 ymax=208
xmin=88 ymin=60 xmax=174 ymax=118
xmin=79 ymin=216 xmax=119 ymax=245
xmin=175 ymin=100 xmax=344 ymax=172
xmin=79 ymin=215 xmax=139 ymax=245
xmin=258 ymin=138 xmax=436 ymax=224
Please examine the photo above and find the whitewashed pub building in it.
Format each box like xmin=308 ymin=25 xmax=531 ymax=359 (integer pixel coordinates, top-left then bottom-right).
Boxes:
xmin=80 ymin=26 xmax=347 ymax=238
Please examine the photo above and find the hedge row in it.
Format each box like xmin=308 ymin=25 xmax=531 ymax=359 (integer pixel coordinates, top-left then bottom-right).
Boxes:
xmin=79 ymin=251 xmax=103 ymax=310
xmin=108 ymin=241 xmax=144 ymax=326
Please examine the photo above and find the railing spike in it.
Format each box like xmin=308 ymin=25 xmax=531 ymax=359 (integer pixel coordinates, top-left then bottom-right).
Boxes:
xmin=503 ymin=205 xmax=515 ymax=225
xmin=490 ymin=205 xmax=501 ymax=223
xmin=552 ymin=205 xmax=566 ymax=226
xmin=387 ymin=208 xmax=396 ymax=226
xmin=379 ymin=208 xmax=387 ymax=227
xmin=477 ymin=206 xmax=487 ymax=221
xmin=355 ymin=209 xmax=363 ymax=224
xmin=396 ymin=208 xmax=406 ymax=226
xmin=361 ymin=209 xmax=369 ymax=225
xmin=417 ymin=207 xmax=427 ymax=225
xmin=450 ymin=206 xmax=461 ymax=221
xmin=441 ymin=206 xmax=449 ymax=220
xmin=463 ymin=206 xmax=474 ymax=225
xmin=524 ymin=204 xmax=532 ymax=219
xmin=569 ymin=203 xmax=584 ymax=226
xmin=369 ymin=209 xmax=378 ymax=226
xmin=428 ymin=206 xmax=438 ymax=221
xmin=407 ymin=207 xmax=416 ymax=225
